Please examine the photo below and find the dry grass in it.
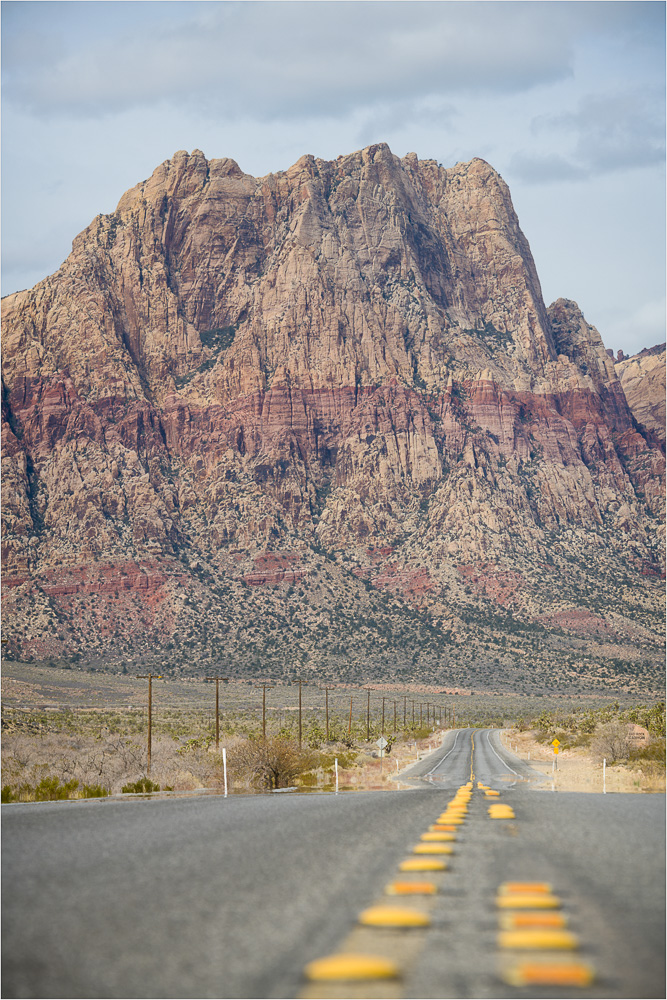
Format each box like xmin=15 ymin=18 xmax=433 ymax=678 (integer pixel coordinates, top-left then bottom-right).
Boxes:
xmin=500 ymin=729 xmax=665 ymax=793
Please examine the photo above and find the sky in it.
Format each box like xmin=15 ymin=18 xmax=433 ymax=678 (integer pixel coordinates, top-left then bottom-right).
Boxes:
xmin=2 ymin=0 xmax=665 ymax=356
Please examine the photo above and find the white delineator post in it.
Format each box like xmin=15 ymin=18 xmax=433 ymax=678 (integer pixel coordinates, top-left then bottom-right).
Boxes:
xmin=334 ymin=758 xmax=339 ymax=795
xmin=603 ymin=758 xmax=606 ymax=794
xmin=223 ymin=747 xmax=228 ymax=798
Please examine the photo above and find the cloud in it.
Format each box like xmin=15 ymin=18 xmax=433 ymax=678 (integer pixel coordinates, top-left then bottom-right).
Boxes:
xmin=508 ymin=88 xmax=665 ymax=183
xmin=508 ymin=152 xmax=588 ymax=184
xmin=1 ymin=2 xmax=601 ymax=121
xmin=537 ymin=90 xmax=665 ymax=171
xmin=355 ymin=99 xmax=459 ymax=148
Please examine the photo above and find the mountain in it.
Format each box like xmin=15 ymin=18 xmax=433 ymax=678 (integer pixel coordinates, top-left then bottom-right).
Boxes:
xmin=615 ymin=344 xmax=666 ymax=446
xmin=2 ymin=144 xmax=664 ymax=694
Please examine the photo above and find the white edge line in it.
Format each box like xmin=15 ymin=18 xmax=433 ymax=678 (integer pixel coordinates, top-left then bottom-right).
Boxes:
xmin=424 ymin=729 xmax=461 ymax=776
xmin=486 ymin=729 xmax=522 ymax=778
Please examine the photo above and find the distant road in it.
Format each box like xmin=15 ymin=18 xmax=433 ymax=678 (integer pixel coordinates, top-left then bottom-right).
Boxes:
xmin=3 ymin=730 xmax=664 ymax=999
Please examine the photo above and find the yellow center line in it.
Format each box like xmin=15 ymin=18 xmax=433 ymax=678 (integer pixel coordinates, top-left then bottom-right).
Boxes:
xmin=470 ymin=732 xmax=475 ymax=782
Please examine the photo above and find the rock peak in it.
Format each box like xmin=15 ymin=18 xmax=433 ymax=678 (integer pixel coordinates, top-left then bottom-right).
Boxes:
xmin=1 ymin=143 xmax=663 ymax=680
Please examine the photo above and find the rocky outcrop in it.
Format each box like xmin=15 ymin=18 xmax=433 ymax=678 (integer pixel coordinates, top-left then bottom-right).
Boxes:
xmin=615 ymin=344 xmax=666 ymax=444
xmin=1 ymin=144 xmax=664 ymax=689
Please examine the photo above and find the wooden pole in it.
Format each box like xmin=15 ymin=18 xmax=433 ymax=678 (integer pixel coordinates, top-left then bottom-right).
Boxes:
xmin=206 ymin=676 xmax=229 ymax=750
xmin=366 ymin=689 xmax=370 ymax=741
xmin=137 ymin=674 xmax=163 ymax=775
xmin=325 ymin=687 xmax=329 ymax=742
xmin=148 ymin=674 xmax=152 ymax=774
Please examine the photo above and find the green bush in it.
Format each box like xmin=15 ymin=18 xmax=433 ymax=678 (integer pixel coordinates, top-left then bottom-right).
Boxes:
xmin=81 ymin=784 xmax=109 ymax=798
xmin=629 ymin=738 xmax=666 ymax=768
xmin=34 ymin=777 xmax=80 ymax=801
xmin=122 ymin=777 xmax=160 ymax=794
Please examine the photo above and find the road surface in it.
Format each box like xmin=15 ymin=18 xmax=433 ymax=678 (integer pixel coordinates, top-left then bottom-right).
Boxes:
xmin=3 ymin=729 xmax=664 ymax=998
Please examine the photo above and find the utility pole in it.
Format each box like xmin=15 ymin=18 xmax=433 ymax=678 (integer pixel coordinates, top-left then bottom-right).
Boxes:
xmin=319 ymin=686 xmax=331 ymax=742
xmin=403 ymin=695 xmax=407 ymax=727
xmin=298 ymin=679 xmax=308 ymax=746
xmin=205 ymin=676 xmax=229 ymax=749
xmin=393 ymin=701 xmax=397 ymax=732
xmin=136 ymin=673 xmax=163 ymax=775
xmin=348 ymin=694 xmax=353 ymax=737
xmin=365 ymin=688 xmax=371 ymax=741
xmin=426 ymin=703 xmax=430 ymax=725
xmin=452 ymin=702 xmax=455 ymax=726
xmin=382 ymin=697 xmax=386 ymax=736
xmin=255 ymin=682 xmax=274 ymax=740
xmin=411 ymin=700 xmax=415 ymax=726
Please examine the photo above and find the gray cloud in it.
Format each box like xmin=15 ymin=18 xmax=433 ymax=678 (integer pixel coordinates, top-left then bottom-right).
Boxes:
xmin=509 ymin=89 xmax=665 ymax=183
xmin=355 ymin=100 xmax=459 ymax=147
xmin=1 ymin=2 xmax=609 ymax=120
xmin=541 ymin=91 xmax=665 ymax=172
xmin=508 ymin=152 xmax=588 ymax=184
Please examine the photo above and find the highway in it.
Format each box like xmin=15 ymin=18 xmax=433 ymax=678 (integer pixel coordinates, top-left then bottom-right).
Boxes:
xmin=3 ymin=729 xmax=664 ymax=999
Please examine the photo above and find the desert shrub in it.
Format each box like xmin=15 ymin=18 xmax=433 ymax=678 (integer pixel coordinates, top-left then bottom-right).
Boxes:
xmin=304 ymin=720 xmax=327 ymax=749
xmin=590 ymin=721 xmax=631 ymax=764
xmin=34 ymin=777 xmax=80 ymax=800
xmin=80 ymin=784 xmax=109 ymax=798
xmin=1 ymin=777 xmax=81 ymax=801
xmin=628 ymin=738 xmax=666 ymax=776
xmin=122 ymin=776 xmax=160 ymax=794
xmin=625 ymin=702 xmax=666 ymax=738
xmin=228 ymin=736 xmax=317 ymax=790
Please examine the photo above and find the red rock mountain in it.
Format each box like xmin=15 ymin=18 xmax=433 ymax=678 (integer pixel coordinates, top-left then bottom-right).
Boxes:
xmin=2 ymin=144 xmax=664 ymax=692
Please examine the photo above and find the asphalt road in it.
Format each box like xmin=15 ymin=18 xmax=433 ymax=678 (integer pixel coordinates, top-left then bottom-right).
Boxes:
xmin=3 ymin=730 xmax=664 ymax=999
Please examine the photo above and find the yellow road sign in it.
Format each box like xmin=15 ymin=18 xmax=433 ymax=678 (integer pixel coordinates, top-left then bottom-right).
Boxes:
xmin=551 ymin=739 xmax=560 ymax=747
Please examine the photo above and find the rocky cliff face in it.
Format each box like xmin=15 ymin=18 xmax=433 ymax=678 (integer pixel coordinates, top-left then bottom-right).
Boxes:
xmin=2 ymin=144 xmax=664 ymax=693
xmin=615 ymin=345 xmax=666 ymax=446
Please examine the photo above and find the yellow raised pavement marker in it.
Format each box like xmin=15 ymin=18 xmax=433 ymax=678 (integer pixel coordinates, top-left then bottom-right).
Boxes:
xmin=399 ymin=857 xmax=447 ymax=872
xmin=488 ymin=805 xmax=515 ymax=819
xmin=499 ymin=882 xmax=553 ymax=895
xmin=429 ymin=824 xmax=458 ymax=833
xmin=499 ymin=912 xmax=568 ymax=930
xmin=420 ymin=831 xmax=456 ymax=842
xmin=498 ymin=929 xmax=579 ymax=950
xmin=386 ymin=881 xmax=437 ymax=896
xmin=437 ymin=814 xmax=464 ymax=824
xmin=485 ymin=789 xmax=501 ymax=797
xmin=359 ymin=905 xmax=431 ymax=928
xmin=413 ymin=842 xmax=454 ymax=855
xmin=496 ymin=894 xmax=561 ymax=909
xmin=502 ymin=961 xmax=595 ymax=988
xmin=304 ymin=953 xmax=400 ymax=981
